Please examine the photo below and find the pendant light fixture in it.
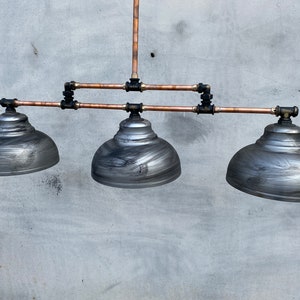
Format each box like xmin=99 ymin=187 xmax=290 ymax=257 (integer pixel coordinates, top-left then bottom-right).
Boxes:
xmin=226 ymin=108 xmax=300 ymax=202
xmin=0 ymin=106 xmax=59 ymax=175
xmin=1 ymin=0 xmax=300 ymax=201
xmin=91 ymin=112 xmax=181 ymax=188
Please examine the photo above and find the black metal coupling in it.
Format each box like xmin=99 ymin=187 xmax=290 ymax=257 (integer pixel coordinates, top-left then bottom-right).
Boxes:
xmin=61 ymin=83 xmax=78 ymax=109
xmin=64 ymin=81 xmax=76 ymax=91
xmin=197 ymin=83 xmax=211 ymax=94
xmin=195 ymin=83 xmax=214 ymax=114
xmin=0 ymin=98 xmax=17 ymax=107
xmin=125 ymin=102 xmax=143 ymax=117
xmin=275 ymin=106 xmax=298 ymax=118
xmin=125 ymin=78 xmax=143 ymax=92
xmin=196 ymin=103 xmax=215 ymax=114
xmin=275 ymin=106 xmax=298 ymax=124
xmin=60 ymin=99 xmax=79 ymax=110
xmin=0 ymin=98 xmax=17 ymax=111
xmin=197 ymin=83 xmax=214 ymax=108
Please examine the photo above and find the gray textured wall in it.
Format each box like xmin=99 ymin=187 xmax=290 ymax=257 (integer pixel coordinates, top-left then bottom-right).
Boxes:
xmin=1 ymin=0 xmax=300 ymax=299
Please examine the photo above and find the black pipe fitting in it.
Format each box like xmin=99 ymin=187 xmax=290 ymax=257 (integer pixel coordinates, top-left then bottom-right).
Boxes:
xmin=195 ymin=83 xmax=214 ymax=114
xmin=60 ymin=99 xmax=79 ymax=110
xmin=125 ymin=102 xmax=143 ymax=114
xmin=197 ymin=83 xmax=211 ymax=94
xmin=201 ymin=92 xmax=213 ymax=102
xmin=61 ymin=83 xmax=78 ymax=109
xmin=125 ymin=78 xmax=142 ymax=92
xmin=275 ymin=106 xmax=299 ymax=124
xmin=64 ymin=81 xmax=76 ymax=91
xmin=275 ymin=106 xmax=298 ymax=118
xmin=0 ymin=98 xmax=17 ymax=108
xmin=196 ymin=103 xmax=214 ymax=114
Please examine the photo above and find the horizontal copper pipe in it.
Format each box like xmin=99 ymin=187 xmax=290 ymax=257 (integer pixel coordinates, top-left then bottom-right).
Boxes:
xmin=15 ymin=100 xmax=61 ymax=107
xmin=14 ymin=100 xmax=277 ymax=115
xmin=73 ymin=82 xmax=199 ymax=91
xmin=76 ymin=103 xmax=126 ymax=110
xmin=15 ymin=100 xmax=196 ymax=112
xmin=214 ymin=107 xmax=276 ymax=114
xmin=143 ymin=105 xmax=198 ymax=112
xmin=141 ymin=84 xmax=199 ymax=92
xmin=74 ymin=83 xmax=126 ymax=90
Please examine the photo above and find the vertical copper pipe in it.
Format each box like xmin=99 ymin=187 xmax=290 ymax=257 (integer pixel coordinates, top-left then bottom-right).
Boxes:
xmin=132 ymin=0 xmax=139 ymax=78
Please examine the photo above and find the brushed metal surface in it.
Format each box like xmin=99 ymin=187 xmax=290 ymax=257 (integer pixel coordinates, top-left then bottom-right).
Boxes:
xmin=91 ymin=114 xmax=181 ymax=188
xmin=226 ymin=121 xmax=300 ymax=202
xmin=0 ymin=110 xmax=59 ymax=175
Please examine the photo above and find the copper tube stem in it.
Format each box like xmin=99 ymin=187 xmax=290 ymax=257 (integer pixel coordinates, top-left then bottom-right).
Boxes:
xmin=131 ymin=0 xmax=139 ymax=78
xmin=214 ymin=107 xmax=276 ymax=114
xmin=74 ymin=83 xmax=125 ymax=90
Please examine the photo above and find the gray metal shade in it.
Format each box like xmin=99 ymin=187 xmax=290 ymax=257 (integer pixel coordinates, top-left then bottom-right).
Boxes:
xmin=226 ymin=121 xmax=300 ymax=202
xmin=91 ymin=114 xmax=181 ymax=188
xmin=0 ymin=109 xmax=59 ymax=175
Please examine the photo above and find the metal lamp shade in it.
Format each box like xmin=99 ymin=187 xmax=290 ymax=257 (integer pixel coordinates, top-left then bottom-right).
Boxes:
xmin=226 ymin=121 xmax=300 ymax=202
xmin=0 ymin=109 xmax=59 ymax=175
xmin=91 ymin=114 xmax=181 ymax=188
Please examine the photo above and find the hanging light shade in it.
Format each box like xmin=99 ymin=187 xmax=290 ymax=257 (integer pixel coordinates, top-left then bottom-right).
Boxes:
xmin=0 ymin=108 xmax=59 ymax=175
xmin=91 ymin=113 xmax=181 ymax=188
xmin=226 ymin=119 xmax=300 ymax=202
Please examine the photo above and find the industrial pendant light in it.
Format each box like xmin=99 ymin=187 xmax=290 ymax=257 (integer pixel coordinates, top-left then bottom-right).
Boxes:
xmin=0 ymin=107 xmax=59 ymax=175
xmin=1 ymin=0 xmax=300 ymax=200
xmin=226 ymin=109 xmax=300 ymax=202
xmin=91 ymin=112 xmax=181 ymax=188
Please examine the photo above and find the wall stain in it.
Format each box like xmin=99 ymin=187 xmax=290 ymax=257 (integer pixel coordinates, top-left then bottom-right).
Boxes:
xmin=31 ymin=42 xmax=38 ymax=56
xmin=175 ymin=20 xmax=188 ymax=35
xmin=166 ymin=114 xmax=212 ymax=144
xmin=42 ymin=175 xmax=63 ymax=195
xmin=102 ymin=281 xmax=122 ymax=294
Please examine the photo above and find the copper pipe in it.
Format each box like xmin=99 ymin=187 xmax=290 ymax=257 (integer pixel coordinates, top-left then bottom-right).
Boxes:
xmin=73 ymin=82 xmax=200 ymax=92
xmin=15 ymin=100 xmax=126 ymax=110
xmin=15 ymin=100 xmax=61 ymax=107
xmin=214 ymin=107 xmax=276 ymax=114
xmin=13 ymin=100 xmax=277 ymax=115
xmin=143 ymin=105 xmax=198 ymax=112
xmin=76 ymin=103 xmax=126 ymax=110
xmin=14 ymin=100 xmax=197 ymax=112
xmin=74 ymin=82 xmax=125 ymax=90
xmin=141 ymin=83 xmax=199 ymax=91
xmin=131 ymin=0 xmax=139 ymax=79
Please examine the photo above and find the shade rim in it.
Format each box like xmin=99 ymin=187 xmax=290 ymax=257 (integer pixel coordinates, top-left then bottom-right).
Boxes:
xmin=92 ymin=167 xmax=181 ymax=188
xmin=0 ymin=157 xmax=59 ymax=176
xmin=226 ymin=176 xmax=300 ymax=202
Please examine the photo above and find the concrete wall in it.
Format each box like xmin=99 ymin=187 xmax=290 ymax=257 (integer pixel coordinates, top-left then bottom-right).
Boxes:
xmin=1 ymin=0 xmax=300 ymax=299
